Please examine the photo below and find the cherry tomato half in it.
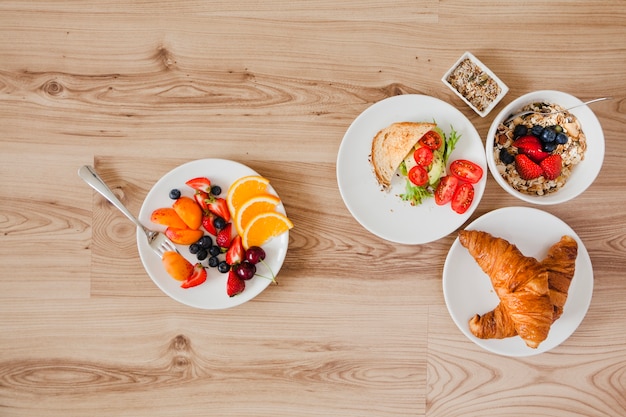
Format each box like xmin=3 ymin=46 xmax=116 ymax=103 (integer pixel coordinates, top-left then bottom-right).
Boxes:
xmin=419 ymin=131 xmax=443 ymax=150
xmin=408 ymin=165 xmax=429 ymax=187
xmin=450 ymin=159 xmax=483 ymax=184
xmin=434 ymin=175 xmax=459 ymax=205
xmin=413 ymin=146 xmax=434 ymax=167
xmin=451 ymin=182 xmax=475 ymax=214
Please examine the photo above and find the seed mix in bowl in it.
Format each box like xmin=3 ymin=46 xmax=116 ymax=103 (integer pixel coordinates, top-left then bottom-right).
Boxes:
xmin=493 ymin=102 xmax=586 ymax=196
xmin=446 ymin=58 xmax=502 ymax=112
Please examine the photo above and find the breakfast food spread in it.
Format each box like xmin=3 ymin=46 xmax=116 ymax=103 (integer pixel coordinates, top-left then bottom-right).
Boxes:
xmin=459 ymin=230 xmax=578 ymax=349
xmin=493 ymin=102 xmax=587 ymax=196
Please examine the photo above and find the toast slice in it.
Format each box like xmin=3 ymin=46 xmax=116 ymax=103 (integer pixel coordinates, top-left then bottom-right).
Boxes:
xmin=370 ymin=121 xmax=437 ymax=189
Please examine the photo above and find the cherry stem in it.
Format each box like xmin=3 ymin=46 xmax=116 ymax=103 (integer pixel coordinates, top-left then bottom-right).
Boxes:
xmin=257 ymin=258 xmax=277 ymax=284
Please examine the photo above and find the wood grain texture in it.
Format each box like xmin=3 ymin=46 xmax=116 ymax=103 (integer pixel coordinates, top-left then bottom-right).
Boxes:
xmin=1 ymin=1 xmax=625 ymax=416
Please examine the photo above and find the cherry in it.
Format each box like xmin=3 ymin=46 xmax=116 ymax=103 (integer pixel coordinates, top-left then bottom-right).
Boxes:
xmin=245 ymin=246 xmax=266 ymax=264
xmin=234 ymin=261 xmax=256 ymax=280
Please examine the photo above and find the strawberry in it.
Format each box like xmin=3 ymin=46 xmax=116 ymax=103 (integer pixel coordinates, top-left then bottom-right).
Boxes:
xmin=193 ymin=190 xmax=210 ymax=211
xmin=513 ymin=135 xmax=550 ymax=163
xmin=515 ymin=154 xmax=543 ymax=180
xmin=181 ymin=263 xmax=207 ymax=289
xmin=216 ymin=223 xmax=233 ymax=249
xmin=185 ymin=177 xmax=212 ymax=193
xmin=540 ymin=154 xmax=562 ymax=180
xmin=202 ymin=212 xmax=217 ymax=236
xmin=225 ymin=235 xmax=244 ymax=265
xmin=226 ymin=269 xmax=245 ymax=297
xmin=207 ymin=196 xmax=231 ymax=222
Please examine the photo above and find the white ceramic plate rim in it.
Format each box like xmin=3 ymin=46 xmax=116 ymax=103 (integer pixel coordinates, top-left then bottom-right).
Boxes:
xmin=137 ymin=158 xmax=289 ymax=310
xmin=486 ymin=90 xmax=605 ymax=205
xmin=336 ymin=94 xmax=487 ymax=244
xmin=443 ymin=206 xmax=593 ymax=357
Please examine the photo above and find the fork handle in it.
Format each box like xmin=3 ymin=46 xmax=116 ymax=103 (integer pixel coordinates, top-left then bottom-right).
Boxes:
xmin=78 ymin=165 xmax=146 ymax=231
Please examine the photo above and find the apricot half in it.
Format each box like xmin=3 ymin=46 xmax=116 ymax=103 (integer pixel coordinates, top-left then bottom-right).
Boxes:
xmin=150 ymin=207 xmax=189 ymax=229
xmin=162 ymin=251 xmax=194 ymax=281
xmin=165 ymin=227 xmax=204 ymax=245
xmin=173 ymin=197 xmax=202 ymax=230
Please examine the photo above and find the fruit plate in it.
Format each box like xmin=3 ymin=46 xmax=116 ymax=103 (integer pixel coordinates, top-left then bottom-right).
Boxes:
xmin=443 ymin=206 xmax=593 ymax=357
xmin=137 ymin=158 xmax=289 ymax=310
xmin=336 ymin=94 xmax=487 ymax=244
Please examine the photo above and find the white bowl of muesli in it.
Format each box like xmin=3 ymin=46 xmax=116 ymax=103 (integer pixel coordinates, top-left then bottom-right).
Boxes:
xmin=486 ymin=90 xmax=605 ymax=204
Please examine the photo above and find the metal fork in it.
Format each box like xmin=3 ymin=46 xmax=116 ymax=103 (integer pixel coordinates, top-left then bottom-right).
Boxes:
xmin=503 ymin=97 xmax=611 ymax=123
xmin=78 ymin=165 xmax=178 ymax=258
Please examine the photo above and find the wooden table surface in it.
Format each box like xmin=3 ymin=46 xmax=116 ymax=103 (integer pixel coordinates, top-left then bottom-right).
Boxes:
xmin=1 ymin=1 xmax=625 ymax=416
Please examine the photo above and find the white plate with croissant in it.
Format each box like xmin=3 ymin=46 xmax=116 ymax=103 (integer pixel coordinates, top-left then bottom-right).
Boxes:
xmin=443 ymin=206 xmax=593 ymax=356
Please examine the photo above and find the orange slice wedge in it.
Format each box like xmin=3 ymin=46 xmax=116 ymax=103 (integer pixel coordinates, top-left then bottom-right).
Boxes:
xmin=234 ymin=193 xmax=281 ymax=236
xmin=227 ymin=175 xmax=270 ymax=218
xmin=241 ymin=211 xmax=294 ymax=249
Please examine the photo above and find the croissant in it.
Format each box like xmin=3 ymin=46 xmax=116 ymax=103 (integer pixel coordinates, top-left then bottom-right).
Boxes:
xmin=459 ymin=230 xmax=554 ymax=349
xmin=463 ymin=234 xmax=578 ymax=344
xmin=542 ymin=235 xmax=578 ymax=321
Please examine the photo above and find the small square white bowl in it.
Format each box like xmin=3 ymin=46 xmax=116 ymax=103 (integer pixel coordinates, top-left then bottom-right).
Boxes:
xmin=442 ymin=51 xmax=509 ymax=117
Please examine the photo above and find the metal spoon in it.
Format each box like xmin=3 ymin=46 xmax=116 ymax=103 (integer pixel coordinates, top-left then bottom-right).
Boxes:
xmin=504 ymin=97 xmax=611 ymax=123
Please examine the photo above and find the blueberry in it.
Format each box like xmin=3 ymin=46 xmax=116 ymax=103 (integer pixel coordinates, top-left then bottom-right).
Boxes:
xmin=169 ymin=188 xmax=181 ymax=199
xmin=531 ymin=125 xmax=543 ymax=137
xmin=217 ymin=261 xmax=230 ymax=273
xmin=208 ymin=256 xmax=219 ymax=267
xmin=542 ymin=141 xmax=558 ymax=152
xmin=189 ymin=243 xmax=201 ymax=255
xmin=196 ymin=248 xmax=208 ymax=261
xmin=513 ymin=124 xmax=528 ymax=138
xmin=556 ymin=132 xmax=569 ymax=144
xmin=209 ymin=245 xmax=221 ymax=257
xmin=198 ymin=235 xmax=213 ymax=249
xmin=210 ymin=185 xmax=222 ymax=196
xmin=499 ymin=147 xmax=515 ymax=165
xmin=213 ymin=217 xmax=226 ymax=230
xmin=539 ymin=128 xmax=557 ymax=143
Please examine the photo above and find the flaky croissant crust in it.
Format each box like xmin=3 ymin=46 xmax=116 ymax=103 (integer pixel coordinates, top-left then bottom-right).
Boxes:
xmin=459 ymin=230 xmax=577 ymax=349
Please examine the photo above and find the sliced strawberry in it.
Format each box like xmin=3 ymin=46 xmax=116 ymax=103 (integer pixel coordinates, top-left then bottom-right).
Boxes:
xmin=207 ymin=196 xmax=231 ymax=222
xmin=515 ymin=154 xmax=543 ymax=180
xmin=513 ymin=135 xmax=550 ymax=163
xmin=202 ymin=212 xmax=217 ymax=236
xmin=181 ymin=263 xmax=207 ymax=289
xmin=225 ymin=235 xmax=244 ymax=266
xmin=185 ymin=177 xmax=212 ymax=193
xmin=540 ymin=154 xmax=562 ymax=180
xmin=226 ymin=269 xmax=245 ymax=297
xmin=193 ymin=190 xmax=210 ymax=211
xmin=216 ymin=223 xmax=233 ymax=249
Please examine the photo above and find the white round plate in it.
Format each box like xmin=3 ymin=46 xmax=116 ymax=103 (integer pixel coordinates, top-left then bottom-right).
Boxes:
xmin=336 ymin=94 xmax=487 ymax=244
xmin=137 ymin=159 xmax=289 ymax=310
xmin=443 ymin=206 xmax=593 ymax=356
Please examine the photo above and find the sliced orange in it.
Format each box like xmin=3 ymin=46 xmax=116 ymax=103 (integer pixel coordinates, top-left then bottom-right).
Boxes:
xmin=241 ymin=211 xmax=294 ymax=249
xmin=226 ymin=175 xmax=270 ymax=218
xmin=234 ymin=193 xmax=281 ymax=236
